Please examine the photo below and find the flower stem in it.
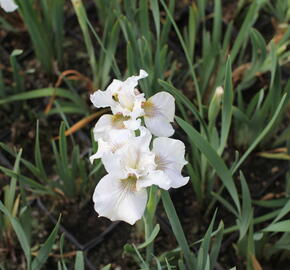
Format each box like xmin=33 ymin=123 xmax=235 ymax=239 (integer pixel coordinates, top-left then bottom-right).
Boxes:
xmin=144 ymin=186 xmax=159 ymax=264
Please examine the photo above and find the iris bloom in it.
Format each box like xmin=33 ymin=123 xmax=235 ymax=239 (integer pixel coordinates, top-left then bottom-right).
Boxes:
xmin=90 ymin=70 xmax=189 ymax=225
xmin=90 ymin=70 xmax=148 ymax=130
xmin=92 ymin=129 xmax=189 ymax=224
xmin=0 ymin=0 xmax=18 ymax=12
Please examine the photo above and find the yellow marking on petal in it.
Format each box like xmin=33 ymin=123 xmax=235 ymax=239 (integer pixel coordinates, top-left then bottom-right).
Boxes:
xmin=142 ymin=100 xmax=156 ymax=117
xmin=121 ymin=175 xmax=137 ymax=192
xmin=155 ymin=155 xmax=170 ymax=171
xmin=111 ymin=114 xmax=130 ymax=129
xmin=112 ymin=93 xmax=119 ymax=102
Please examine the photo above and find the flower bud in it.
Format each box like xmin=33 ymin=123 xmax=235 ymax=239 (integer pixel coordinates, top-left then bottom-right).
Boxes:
xmin=208 ymin=86 xmax=224 ymax=124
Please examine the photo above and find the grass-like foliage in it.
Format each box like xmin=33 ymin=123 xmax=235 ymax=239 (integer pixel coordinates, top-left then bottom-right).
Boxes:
xmin=0 ymin=0 xmax=290 ymax=269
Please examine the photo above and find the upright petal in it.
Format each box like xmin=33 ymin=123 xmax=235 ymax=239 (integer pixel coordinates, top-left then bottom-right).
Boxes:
xmin=123 ymin=70 xmax=148 ymax=90
xmin=106 ymin=79 xmax=124 ymax=93
xmin=90 ymin=89 xmax=116 ymax=109
xmin=123 ymin=118 xmax=141 ymax=131
xmin=93 ymin=173 xmax=148 ymax=225
xmin=134 ymin=127 xmax=152 ymax=150
xmin=90 ymin=129 xmax=134 ymax=162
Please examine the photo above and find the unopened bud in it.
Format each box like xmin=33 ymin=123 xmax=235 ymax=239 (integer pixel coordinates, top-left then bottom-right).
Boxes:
xmin=208 ymin=86 xmax=223 ymax=124
xmin=215 ymin=86 xmax=224 ymax=97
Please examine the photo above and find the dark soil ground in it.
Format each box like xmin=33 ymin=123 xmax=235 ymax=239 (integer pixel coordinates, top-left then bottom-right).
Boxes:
xmin=1 ymin=1 xmax=290 ymax=270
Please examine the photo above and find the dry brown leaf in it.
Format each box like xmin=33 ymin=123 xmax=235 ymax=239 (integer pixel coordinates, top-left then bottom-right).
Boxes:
xmin=261 ymin=193 xmax=275 ymax=200
xmin=251 ymin=254 xmax=263 ymax=270
xmin=31 ymin=250 xmax=77 ymax=258
xmin=54 ymin=109 xmax=109 ymax=139
xmin=44 ymin=69 xmax=93 ymax=114
xmin=232 ymin=63 xmax=251 ymax=85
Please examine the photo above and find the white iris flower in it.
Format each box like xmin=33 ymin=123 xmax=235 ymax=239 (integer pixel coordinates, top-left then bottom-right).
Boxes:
xmin=0 ymin=0 xmax=18 ymax=12
xmin=90 ymin=70 xmax=148 ymax=130
xmin=91 ymin=128 xmax=189 ymax=224
xmin=90 ymin=70 xmax=189 ymax=224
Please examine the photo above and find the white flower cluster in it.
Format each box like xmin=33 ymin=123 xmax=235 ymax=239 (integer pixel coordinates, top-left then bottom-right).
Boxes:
xmin=0 ymin=0 xmax=18 ymax=12
xmin=90 ymin=70 xmax=189 ymax=225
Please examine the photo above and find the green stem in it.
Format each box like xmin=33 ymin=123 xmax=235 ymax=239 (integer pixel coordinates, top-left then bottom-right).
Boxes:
xmin=144 ymin=186 xmax=159 ymax=264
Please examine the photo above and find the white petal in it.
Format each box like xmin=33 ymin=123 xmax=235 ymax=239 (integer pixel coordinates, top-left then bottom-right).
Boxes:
xmin=153 ymin=137 xmax=189 ymax=188
xmin=136 ymin=127 xmax=152 ymax=149
xmin=90 ymin=89 xmax=116 ymax=109
xmin=93 ymin=173 xmax=148 ymax=225
xmin=89 ymin=139 xmax=109 ymax=163
xmin=91 ymin=128 xmax=135 ymax=162
xmin=164 ymin=169 xmax=189 ymax=188
xmin=131 ymin=94 xmax=145 ymax=119
xmin=124 ymin=118 xmax=141 ymax=130
xmin=148 ymin=92 xmax=175 ymax=121
xmin=144 ymin=114 xmax=174 ymax=137
xmin=106 ymin=79 xmax=124 ymax=93
xmin=153 ymin=137 xmax=187 ymax=169
xmin=89 ymin=152 xmax=100 ymax=164
xmin=112 ymin=91 xmax=145 ymax=118
xmin=93 ymin=114 xmax=131 ymax=141
xmin=0 ymin=0 xmax=18 ymax=12
xmin=101 ymin=152 xmax=123 ymax=173
xmin=123 ymin=70 xmax=148 ymax=90
xmin=136 ymin=170 xmax=172 ymax=190
xmin=118 ymin=144 xmax=155 ymax=178
xmin=93 ymin=114 xmax=113 ymax=141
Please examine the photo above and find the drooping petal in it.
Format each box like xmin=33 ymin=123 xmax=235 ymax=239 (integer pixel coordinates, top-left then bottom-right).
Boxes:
xmin=136 ymin=170 xmax=172 ymax=190
xmin=152 ymin=137 xmax=189 ymax=189
xmin=144 ymin=114 xmax=174 ymax=137
xmin=162 ymin=168 xmax=189 ymax=189
xmin=143 ymin=92 xmax=175 ymax=137
xmin=0 ymin=0 xmax=18 ymax=12
xmin=148 ymin=92 xmax=175 ymax=121
xmin=153 ymin=137 xmax=187 ymax=170
xmin=93 ymin=173 xmax=148 ymax=225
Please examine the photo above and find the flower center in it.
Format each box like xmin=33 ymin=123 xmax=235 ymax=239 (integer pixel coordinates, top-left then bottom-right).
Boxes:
xmin=121 ymin=174 xmax=137 ymax=192
xmin=111 ymin=114 xmax=130 ymax=129
xmin=112 ymin=93 xmax=119 ymax=102
xmin=155 ymin=155 xmax=170 ymax=171
xmin=142 ymin=101 xmax=157 ymax=117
